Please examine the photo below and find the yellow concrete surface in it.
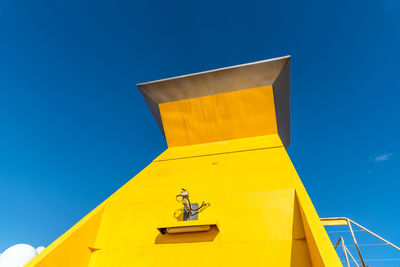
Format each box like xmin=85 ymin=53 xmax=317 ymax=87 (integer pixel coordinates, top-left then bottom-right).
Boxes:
xmin=26 ymin=134 xmax=341 ymax=267
xmin=159 ymin=85 xmax=277 ymax=147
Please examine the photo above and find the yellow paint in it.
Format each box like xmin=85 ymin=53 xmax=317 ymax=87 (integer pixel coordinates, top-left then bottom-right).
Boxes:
xmin=159 ymin=85 xmax=277 ymax=147
xmin=27 ymin=205 xmax=104 ymax=266
xmin=321 ymin=219 xmax=349 ymax=226
xmin=26 ymin=82 xmax=341 ymax=266
xmin=26 ymin=135 xmax=341 ymax=267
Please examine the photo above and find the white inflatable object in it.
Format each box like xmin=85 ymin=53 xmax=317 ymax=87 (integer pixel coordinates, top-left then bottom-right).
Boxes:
xmin=0 ymin=244 xmax=37 ymax=267
xmin=35 ymin=247 xmax=45 ymax=254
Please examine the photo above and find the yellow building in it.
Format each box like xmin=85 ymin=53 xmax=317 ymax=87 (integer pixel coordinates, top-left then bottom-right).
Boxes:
xmin=27 ymin=56 xmax=342 ymax=266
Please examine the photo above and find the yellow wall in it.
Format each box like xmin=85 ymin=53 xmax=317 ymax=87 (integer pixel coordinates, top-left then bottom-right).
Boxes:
xmin=159 ymin=85 xmax=277 ymax=147
xmin=26 ymin=82 xmax=341 ymax=266
xmin=27 ymin=205 xmax=104 ymax=266
xmin=27 ymin=135 xmax=341 ymax=267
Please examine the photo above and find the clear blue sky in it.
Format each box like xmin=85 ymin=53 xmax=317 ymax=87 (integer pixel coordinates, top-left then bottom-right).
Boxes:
xmin=0 ymin=0 xmax=399 ymax=265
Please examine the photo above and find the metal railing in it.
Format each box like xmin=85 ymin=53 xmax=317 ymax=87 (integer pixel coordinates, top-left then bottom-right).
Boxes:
xmin=321 ymin=217 xmax=400 ymax=267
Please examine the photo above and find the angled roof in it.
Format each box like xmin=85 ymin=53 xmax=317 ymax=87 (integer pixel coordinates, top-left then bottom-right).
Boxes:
xmin=137 ymin=55 xmax=291 ymax=148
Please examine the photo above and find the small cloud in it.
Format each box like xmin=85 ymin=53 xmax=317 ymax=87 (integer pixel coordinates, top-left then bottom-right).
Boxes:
xmin=372 ymin=153 xmax=393 ymax=162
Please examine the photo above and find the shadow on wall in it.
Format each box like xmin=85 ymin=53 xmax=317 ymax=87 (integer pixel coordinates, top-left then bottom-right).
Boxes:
xmin=155 ymin=226 xmax=219 ymax=244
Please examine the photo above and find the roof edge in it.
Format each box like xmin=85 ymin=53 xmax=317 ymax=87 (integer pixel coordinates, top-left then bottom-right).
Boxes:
xmin=137 ymin=55 xmax=291 ymax=86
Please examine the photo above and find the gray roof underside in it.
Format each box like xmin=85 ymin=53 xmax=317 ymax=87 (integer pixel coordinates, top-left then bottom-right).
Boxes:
xmin=137 ymin=55 xmax=291 ymax=148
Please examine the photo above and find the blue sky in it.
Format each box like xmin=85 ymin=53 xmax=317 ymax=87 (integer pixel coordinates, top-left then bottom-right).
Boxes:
xmin=0 ymin=0 xmax=399 ymax=265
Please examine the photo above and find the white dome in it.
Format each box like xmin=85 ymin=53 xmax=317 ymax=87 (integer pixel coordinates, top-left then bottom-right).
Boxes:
xmin=0 ymin=244 xmax=37 ymax=267
xmin=35 ymin=247 xmax=45 ymax=254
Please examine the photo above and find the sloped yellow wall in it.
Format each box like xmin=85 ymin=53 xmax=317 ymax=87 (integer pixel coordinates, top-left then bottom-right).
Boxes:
xmin=27 ymin=135 xmax=341 ymax=267
xmin=26 ymin=205 xmax=104 ymax=267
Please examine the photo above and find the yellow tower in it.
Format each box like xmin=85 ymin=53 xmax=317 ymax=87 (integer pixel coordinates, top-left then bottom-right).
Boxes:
xmin=27 ymin=56 xmax=342 ymax=266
